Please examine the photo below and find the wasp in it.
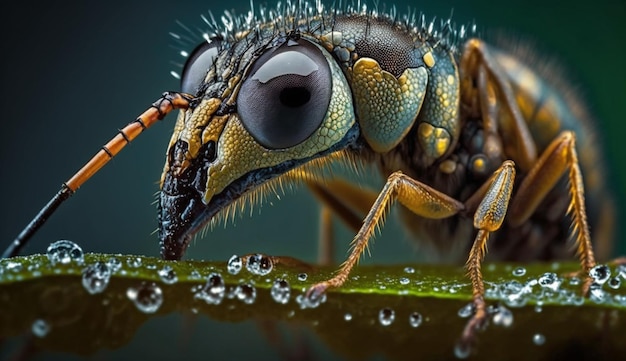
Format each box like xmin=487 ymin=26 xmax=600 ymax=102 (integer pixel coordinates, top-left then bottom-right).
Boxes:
xmin=4 ymin=0 xmax=616 ymax=350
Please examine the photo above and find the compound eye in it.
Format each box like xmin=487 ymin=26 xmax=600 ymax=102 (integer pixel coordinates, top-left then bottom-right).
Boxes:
xmin=237 ymin=39 xmax=332 ymax=149
xmin=181 ymin=39 xmax=221 ymax=94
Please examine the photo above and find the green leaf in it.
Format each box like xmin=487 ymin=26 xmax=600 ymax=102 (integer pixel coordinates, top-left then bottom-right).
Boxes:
xmin=1 ymin=254 xmax=625 ymax=360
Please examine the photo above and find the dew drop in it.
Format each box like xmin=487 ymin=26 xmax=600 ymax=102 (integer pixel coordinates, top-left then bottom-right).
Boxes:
xmin=538 ymin=272 xmax=561 ymax=291
xmin=533 ymin=333 xmax=545 ymax=346
xmin=297 ymin=273 xmax=308 ymax=281
xmin=194 ymin=272 xmax=226 ymax=305
xmin=457 ymin=303 xmax=474 ymax=318
xmin=270 ymin=279 xmax=291 ymax=304
xmin=589 ymin=282 xmax=607 ymax=303
xmin=126 ymin=282 xmax=163 ymax=314
xmin=589 ymin=264 xmax=611 ymax=285
xmin=608 ymin=277 xmax=621 ymax=290
xmin=106 ymin=257 xmax=122 ymax=273
xmin=31 ymin=319 xmax=50 ymax=338
xmin=5 ymin=261 xmax=22 ymax=273
xmin=81 ymin=261 xmax=111 ymax=295
xmin=569 ymin=277 xmax=582 ymax=286
xmin=127 ymin=257 xmax=142 ymax=268
xmin=454 ymin=340 xmax=471 ymax=359
xmin=158 ymin=265 xmax=178 ymax=284
xmin=235 ymin=284 xmax=257 ymax=304
xmin=190 ymin=270 xmax=202 ymax=280
xmin=46 ymin=240 xmax=84 ymax=266
xmin=616 ymin=264 xmax=626 ymax=280
xmin=246 ymin=254 xmax=273 ymax=276
xmin=403 ymin=266 xmax=415 ymax=274
xmin=489 ymin=304 xmax=513 ymax=327
xmin=227 ymin=255 xmax=243 ymax=275
xmin=296 ymin=292 xmax=326 ymax=309
xmin=399 ymin=277 xmax=410 ymax=285
xmin=512 ymin=267 xmax=526 ymax=277
xmin=344 ymin=313 xmax=353 ymax=321
xmin=409 ymin=312 xmax=423 ymax=328
xmin=378 ymin=307 xmax=395 ymax=326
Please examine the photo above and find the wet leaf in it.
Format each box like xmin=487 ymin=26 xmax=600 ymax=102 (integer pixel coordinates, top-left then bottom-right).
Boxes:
xmin=1 ymin=254 xmax=625 ymax=360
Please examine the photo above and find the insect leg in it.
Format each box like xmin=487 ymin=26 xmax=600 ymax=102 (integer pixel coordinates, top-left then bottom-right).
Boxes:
xmin=3 ymin=92 xmax=192 ymax=258
xmin=460 ymin=39 xmax=538 ymax=171
xmin=508 ymin=130 xmax=595 ymax=270
xmin=305 ymin=171 xmax=465 ymax=299
xmin=307 ymin=178 xmax=378 ymax=265
xmin=460 ymin=160 xmax=516 ymax=347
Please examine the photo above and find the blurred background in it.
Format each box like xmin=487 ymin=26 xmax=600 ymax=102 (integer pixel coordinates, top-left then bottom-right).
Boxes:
xmin=1 ymin=0 xmax=624 ymax=360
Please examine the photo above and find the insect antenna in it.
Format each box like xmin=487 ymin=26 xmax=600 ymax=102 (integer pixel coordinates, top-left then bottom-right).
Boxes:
xmin=2 ymin=92 xmax=193 ymax=258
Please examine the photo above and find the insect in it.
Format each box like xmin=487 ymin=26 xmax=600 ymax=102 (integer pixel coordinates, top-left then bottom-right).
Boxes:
xmin=4 ymin=0 xmax=616 ymax=351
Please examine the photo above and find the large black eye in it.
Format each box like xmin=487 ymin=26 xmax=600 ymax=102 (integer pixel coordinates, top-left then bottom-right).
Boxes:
xmin=181 ymin=39 xmax=221 ymax=94
xmin=237 ymin=39 xmax=331 ymax=149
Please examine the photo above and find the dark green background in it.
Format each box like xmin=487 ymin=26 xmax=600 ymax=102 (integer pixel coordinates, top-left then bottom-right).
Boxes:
xmin=1 ymin=1 xmax=624 ymax=360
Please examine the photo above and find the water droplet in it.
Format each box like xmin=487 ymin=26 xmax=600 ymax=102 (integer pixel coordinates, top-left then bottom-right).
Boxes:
xmin=296 ymin=292 xmax=326 ymax=309
xmin=5 ymin=261 xmax=22 ymax=273
xmin=403 ymin=266 xmax=415 ymax=274
xmin=569 ymin=277 xmax=582 ymax=286
xmin=46 ymin=240 xmax=84 ymax=265
xmin=616 ymin=264 xmax=626 ymax=280
xmin=378 ymin=307 xmax=395 ymax=326
xmin=297 ymin=273 xmax=308 ymax=281
xmin=235 ymin=284 xmax=257 ymax=304
xmin=399 ymin=277 xmax=410 ymax=285
xmin=344 ymin=313 xmax=353 ymax=321
xmin=81 ymin=262 xmax=111 ymax=295
xmin=454 ymin=340 xmax=471 ymax=359
xmin=538 ymin=272 xmax=561 ymax=291
xmin=270 ymin=279 xmax=291 ymax=304
xmin=533 ymin=333 xmax=545 ymax=345
xmin=106 ymin=257 xmax=122 ymax=273
xmin=158 ymin=265 xmax=178 ymax=284
xmin=458 ymin=303 xmax=474 ymax=318
xmin=194 ymin=273 xmax=226 ymax=305
xmin=246 ymin=254 xmax=273 ymax=276
xmin=608 ymin=277 xmax=621 ymax=289
xmin=512 ymin=267 xmax=526 ymax=277
xmin=409 ymin=312 xmax=423 ymax=327
xmin=589 ymin=264 xmax=611 ymax=284
xmin=127 ymin=257 xmax=142 ymax=268
xmin=190 ymin=270 xmax=202 ymax=279
xmin=227 ymin=255 xmax=243 ymax=275
xmin=126 ymin=282 xmax=163 ymax=314
xmin=31 ymin=319 xmax=50 ymax=338
xmin=589 ymin=282 xmax=607 ymax=303
xmin=145 ymin=263 xmax=157 ymax=270
xmin=489 ymin=304 xmax=513 ymax=327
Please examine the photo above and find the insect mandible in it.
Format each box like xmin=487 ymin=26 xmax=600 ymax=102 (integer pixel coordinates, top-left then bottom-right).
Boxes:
xmin=3 ymin=0 xmax=616 ymax=349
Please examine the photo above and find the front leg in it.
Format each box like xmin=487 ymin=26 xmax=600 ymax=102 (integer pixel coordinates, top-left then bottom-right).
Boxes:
xmin=305 ymin=171 xmax=465 ymax=299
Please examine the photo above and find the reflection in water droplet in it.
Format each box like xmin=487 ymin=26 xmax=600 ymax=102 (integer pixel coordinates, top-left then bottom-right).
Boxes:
xmin=227 ymin=255 xmax=243 ymax=275
xmin=378 ymin=307 xmax=395 ymax=326
xmin=270 ymin=279 xmax=291 ymax=304
xmin=512 ymin=267 xmax=526 ymax=277
xmin=399 ymin=277 xmax=410 ymax=285
xmin=608 ymin=277 xmax=621 ymax=289
xmin=46 ymin=240 xmax=84 ymax=265
xmin=538 ymin=272 xmax=561 ymax=291
xmin=403 ymin=267 xmax=415 ymax=274
xmin=82 ymin=261 xmax=111 ymax=294
xmin=246 ymin=254 xmax=273 ymax=276
xmin=127 ymin=282 xmax=163 ymax=313
xmin=297 ymin=273 xmax=308 ymax=281
xmin=589 ymin=264 xmax=610 ymax=284
xmin=235 ymin=284 xmax=257 ymax=304
xmin=32 ymin=319 xmax=50 ymax=338
xmin=158 ymin=265 xmax=178 ymax=284
xmin=194 ymin=273 xmax=226 ymax=305
xmin=409 ymin=312 xmax=423 ymax=328
xmin=533 ymin=333 xmax=545 ymax=345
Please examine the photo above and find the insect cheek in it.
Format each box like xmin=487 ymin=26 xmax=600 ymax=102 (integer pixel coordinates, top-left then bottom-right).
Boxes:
xmin=351 ymin=57 xmax=429 ymax=153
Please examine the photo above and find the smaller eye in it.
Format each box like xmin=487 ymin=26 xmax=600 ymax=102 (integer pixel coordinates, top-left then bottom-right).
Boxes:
xmin=237 ymin=39 xmax=332 ymax=149
xmin=180 ymin=39 xmax=221 ymax=94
